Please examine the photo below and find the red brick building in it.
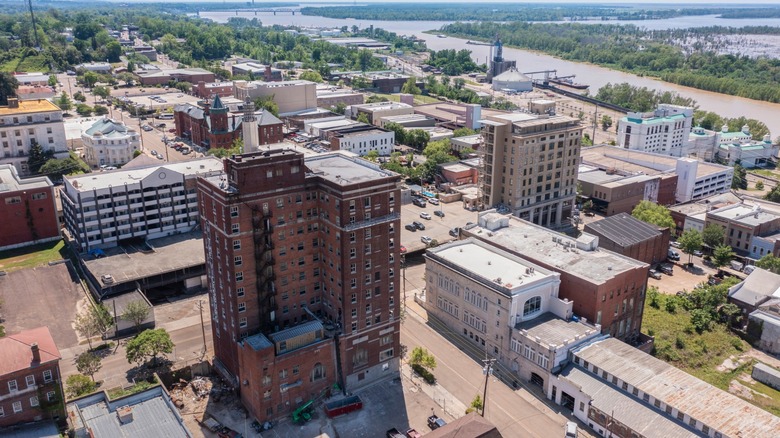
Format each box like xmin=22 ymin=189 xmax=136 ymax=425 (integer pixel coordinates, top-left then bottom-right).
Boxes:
xmin=0 ymin=327 xmax=64 ymax=428
xmin=0 ymin=164 xmax=59 ymax=251
xmin=174 ymin=96 xmax=284 ymax=150
xmin=195 ymin=81 xmax=234 ymax=99
xmin=197 ymin=150 xmax=402 ymax=422
xmin=584 ymin=213 xmax=671 ymax=266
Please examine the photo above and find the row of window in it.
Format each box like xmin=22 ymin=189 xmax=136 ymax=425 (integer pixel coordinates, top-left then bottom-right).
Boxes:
xmin=6 ymin=370 xmax=53 ymax=393
xmin=0 ymin=393 xmax=56 ymax=417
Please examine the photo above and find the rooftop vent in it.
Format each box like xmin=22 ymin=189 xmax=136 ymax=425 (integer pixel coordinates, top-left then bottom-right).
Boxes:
xmin=117 ymin=406 xmax=133 ymax=424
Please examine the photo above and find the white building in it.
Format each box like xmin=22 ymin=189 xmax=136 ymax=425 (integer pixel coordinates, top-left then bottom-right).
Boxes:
xmin=717 ymin=124 xmax=778 ymax=168
xmin=425 ymin=238 xmax=600 ymax=380
xmin=0 ymin=98 xmax=68 ymax=175
xmin=686 ymin=126 xmax=720 ymax=161
xmin=348 ymin=101 xmax=414 ymax=126
xmin=82 ymin=118 xmax=141 ymax=167
xmin=330 ymin=127 xmax=394 ymax=156
xmin=491 ymin=67 xmax=533 ymax=92
xmin=617 ymin=104 xmax=693 ymax=157
xmin=61 ymin=158 xmax=224 ymax=252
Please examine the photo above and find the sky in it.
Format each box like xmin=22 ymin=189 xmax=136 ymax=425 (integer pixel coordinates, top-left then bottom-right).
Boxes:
xmin=117 ymin=1 xmax=780 ymax=4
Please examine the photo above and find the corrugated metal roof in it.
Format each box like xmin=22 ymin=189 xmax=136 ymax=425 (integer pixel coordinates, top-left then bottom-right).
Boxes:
xmin=560 ymin=366 xmax=698 ymax=438
xmin=728 ymin=268 xmax=780 ymax=306
xmin=574 ymin=338 xmax=780 ymax=437
xmin=75 ymin=390 xmax=190 ymax=438
xmin=584 ymin=213 xmax=663 ymax=248
xmin=270 ymin=320 xmax=323 ymax=343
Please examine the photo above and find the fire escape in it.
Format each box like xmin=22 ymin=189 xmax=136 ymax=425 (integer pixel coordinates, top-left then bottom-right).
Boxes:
xmin=252 ymin=204 xmax=277 ymax=334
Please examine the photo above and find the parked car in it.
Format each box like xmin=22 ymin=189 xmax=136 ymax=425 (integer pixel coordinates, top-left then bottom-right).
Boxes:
xmin=405 ymin=224 xmax=417 ymax=232
xmin=670 ymin=241 xmax=681 ymax=248
xmin=420 ymin=212 xmax=431 ymax=220
xmin=693 ymin=249 xmax=703 ymax=257
xmin=449 ymin=228 xmax=460 ymax=237
xmin=667 ymin=249 xmax=680 ymax=261
xmin=427 ymin=415 xmax=446 ymax=430
xmin=142 ymin=125 xmax=153 ymax=132
xmin=386 ymin=428 xmax=405 ymax=438
xmin=658 ymin=264 xmax=674 ymax=275
xmin=421 ymin=236 xmax=432 ymax=245
xmin=400 ymin=245 xmax=407 ymax=254
xmin=648 ymin=269 xmax=661 ymax=280
xmin=434 ymin=210 xmax=445 ymax=217
xmin=412 ymin=197 xmax=427 ymax=207
xmin=428 ymin=198 xmax=439 ymax=205
xmin=405 ymin=428 xmax=422 ymax=438
xmin=150 ymin=150 xmax=158 ymax=156
xmin=584 ymin=211 xmax=595 ymax=217
xmin=413 ymin=221 xmax=425 ymax=230
xmin=565 ymin=421 xmax=578 ymax=438
xmin=744 ymin=265 xmax=756 ymax=275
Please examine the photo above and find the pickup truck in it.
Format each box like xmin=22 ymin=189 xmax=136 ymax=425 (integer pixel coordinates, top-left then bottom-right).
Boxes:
xmin=427 ymin=415 xmax=446 ymax=430
xmin=386 ymin=428 xmax=405 ymax=438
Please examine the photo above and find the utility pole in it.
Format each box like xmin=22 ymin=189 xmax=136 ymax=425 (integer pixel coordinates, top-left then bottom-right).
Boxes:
xmin=401 ymin=254 xmax=407 ymax=313
xmin=27 ymin=0 xmax=41 ymax=49
xmin=592 ymin=103 xmax=599 ymax=145
xmin=481 ymin=358 xmax=496 ymax=417
xmin=198 ymin=300 xmax=207 ymax=357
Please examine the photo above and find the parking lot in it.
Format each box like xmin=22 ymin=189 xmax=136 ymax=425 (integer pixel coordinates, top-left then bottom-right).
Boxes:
xmin=647 ymin=254 xmax=719 ymax=295
xmin=400 ymin=196 xmax=480 ymax=254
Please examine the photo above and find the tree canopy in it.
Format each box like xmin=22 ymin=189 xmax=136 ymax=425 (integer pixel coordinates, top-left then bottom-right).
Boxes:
xmin=756 ymin=254 xmax=780 ymax=274
xmin=631 ymin=201 xmax=675 ymax=229
xmin=677 ymin=229 xmax=703 ymax=264
xmin=702 ymin=224 xmax=725 ymax=248
xmin=126 ymin=328 xmax=175 ymax=367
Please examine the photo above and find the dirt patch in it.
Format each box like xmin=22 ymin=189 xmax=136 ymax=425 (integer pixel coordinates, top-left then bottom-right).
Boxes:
xmin=168 ymin=374 xmax=249 ymax=438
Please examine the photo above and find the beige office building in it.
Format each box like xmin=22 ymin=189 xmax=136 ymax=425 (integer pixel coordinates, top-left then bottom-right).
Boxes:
xmin=480 ymin=114 xmax=583 ymax=228
xmin=233 ymin=80 xmax=318 ymax=115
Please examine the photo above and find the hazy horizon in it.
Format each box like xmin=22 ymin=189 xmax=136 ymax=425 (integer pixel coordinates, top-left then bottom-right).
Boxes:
xmin=102 ymin=1 xmax=780 ymax=5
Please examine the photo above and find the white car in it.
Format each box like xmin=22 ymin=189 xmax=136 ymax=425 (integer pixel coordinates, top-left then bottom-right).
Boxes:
xmin=420 ymin=212 xmax=431 ymax=220
xmin=421 ymin=236 xmax=432 ymax=245
xmin=150 ymin=150 xmax=158 ymax=156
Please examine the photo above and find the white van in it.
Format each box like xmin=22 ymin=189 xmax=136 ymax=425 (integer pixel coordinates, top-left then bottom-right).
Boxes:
xmin=158 ymin=113 xmax=174 ymax=120
xmin=565 ymin=421 xmax=578 ymax=437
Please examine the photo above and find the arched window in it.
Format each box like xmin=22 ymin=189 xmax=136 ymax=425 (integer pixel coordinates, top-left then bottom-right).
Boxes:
xmin=523 ymin=296 xmax=542 ymax=317
xmin=311 ymin=363 xmax=325 ymax=382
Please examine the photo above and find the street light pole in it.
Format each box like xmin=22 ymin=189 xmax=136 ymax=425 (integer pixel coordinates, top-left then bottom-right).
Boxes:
xmin=198 ymin=300 xmax=207 ymax=358
xmin=481 ymin=358 xmax=495 ymax=417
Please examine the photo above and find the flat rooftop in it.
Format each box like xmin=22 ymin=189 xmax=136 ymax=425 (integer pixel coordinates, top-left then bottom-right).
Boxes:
xmin=574 ymin=338 xmax=780 ymax=437
xmin=415 ymin=102 xmax=507 ymax=123
xmin=0 ymin=164 xmax=51 ymax=192
xmin=560 ymin=366 xmax=699 ymax=438
xmin=305 ymin=152 xmax=399 ymax=186
xmin=0 ymin=99 xmax=60 ymax=115
xmin=581 ymin=145 xmax=730 ymax=179
xmin=65 ymin=158 xmax=223 ymax=192
xmin=667 ymin=192 xmax=742 ymax=217
xmin=516 ymin=313 xmax=600 ymax=349
xmin=466 ymin=215 xmax=646 ymax=284
xmin=427 ymin=238 xmax=555 ymax=295
xmin=451 ymin=134 xmax=483 ymax=145
xmin=708 ymin=203 xmax=780 ymax=226
xmin=82 ymin=232 xmax=205 ymax=287
xmin=584 ymin=213 xmax=663 ymax=247
xmin=353 ymin=101 xmax=412 ymax=112
xmin=68 ymin=387 xmax=190 ymax=438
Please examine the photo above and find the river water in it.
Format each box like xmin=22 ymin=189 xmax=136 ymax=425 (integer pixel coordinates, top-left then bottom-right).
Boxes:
xmin=201 ymin=10 xmax=780 ymax=135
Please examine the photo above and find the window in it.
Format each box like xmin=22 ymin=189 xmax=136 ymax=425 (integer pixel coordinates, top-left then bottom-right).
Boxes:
xmin=47 ymin=391 xmax=56 ymax=402
xmin=233 ymin=240 xmax=241 ymax=250
xmin=380 ymin=348 xmax=394 ymax=361
xmin=231 ymin=223 xmax=240 ymax=234
xmin=230 ymin=206 xmax=239 ymax=217
xmin=43 ymin=370 xmax=52 ymax=383
xmin=29 ymin=396 xmax=39 ymax=407
xmin=311 ymin=363 xmax=326 ymax=382
xmin=0 ymin=407 xmax=3 ymax=417
xmin=239 ymin=317 xmax=247 ymax=328
xmin=25 ymin=375 xmax=35 ymax=387
xmin=12 ymin=402 xmax=21 ymax=413
xmin=5 ymin=196 xmax=21 ymax=205
xmin=8 ymin=380 xmax=17 ymax=392
xmin=238 ymin=302 xmax=246 ymax=312
xmin=31 ymin=192 xmax=47 ymax=200
xmin=235 ymin=272 xmax=244 ymax=282
xmin=234 ymin=256 xmax=242 ymax=266
xmin=237 ymin=287 xmax=245 ymax=297
xmin=523 ymin=296 xmax=542 ymax=317
xmin=279 ymin=369 xmax=288 ymax=379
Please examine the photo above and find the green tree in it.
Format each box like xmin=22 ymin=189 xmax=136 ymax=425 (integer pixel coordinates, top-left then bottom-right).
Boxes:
xmin=365 ymin=150 xmax=379 ymax=162
xmin=350 ymin=76 xmax=371 ymax=89
xmin=73 ymin=91 xmax=87 ymax=102
xmin=356 ymin=112 xmax=370 ymax=124
xmin=76 ymin=352 xmax=102 ymax=382
xmin=332 ymin=102 xmax=347 ymax=115
xmin=701 ymin=224 xmax=725 ymax=249
xmin=601 ymin=114 xmax=613 ymax=130
xmin=731 ymin=163 xmax=747 ymax=189
xmin=765 ymin=184 xmax=780 ymax=203
xmin=459 ymin=147 xmax=476 ymax=158
xmin=105 ymin=40 xmax=122 ymax=63
xmin=126 ymin=328 xmax=175 ymax=367
xmin=92 ymin=86 xmax=111 ymax=100
xmin=357 ymin=49 xmax=373 ymax=71
xmin=117 ymin=72 xmax=135 ymax=87
xmin=74 ymin=305 xmax=112 ymax=350
xmin=76 ymin=104 xmax=93 ymax=117
xmin=122 ymin=300 xmax=151 ymax=334
xmin=677 ymin=229 xmax=702 ymax=264
xmin=384 ymin=122 xmax=406 ymax=145
xmin=94 ymin=105 xmax=108 ymax=116
xmin=48 ymin=75 xmax=58 ymax=87
xmin=712 ymin=245 xmax=735 ymax=268
xmin=453 ymin=127 xmax=478 ymax=137
xmin=28 ymin=143 xmax=54 ymax=174
xmin=66 ymin=374 xmax=97 ymax=398
xmin=756 ymin=181 xmax=764 ymax=191
xmin=466 ymin=394 xmax=484 ymax=414
xmin=0 ymin=72 xmax=18 ymax=105
xmin=83 ymin=71 xmax=99 ymax=89
xmin=253 ymin=96 xmax=279 ymax=117
xmin=409 ymin=346 xmax=436 ymax=371
xmin=756 ymin=254 xmax=780 ymax=274
xmin=56 ymin=92 xmax=72 ymax=113
xmin=631 ymin=200 xmax=675 ymax=229
xmin=299 ymin=70 xmax=323 ymax=83
xmin=401 ymin=76 xmax=421 ymax=95
xmin=407 ymin=129 xmax=431 ymax=149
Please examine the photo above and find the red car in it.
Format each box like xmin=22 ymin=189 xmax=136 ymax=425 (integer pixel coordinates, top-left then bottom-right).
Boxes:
xmin=400 ymin=245 xmax=407 ymax=254
xmin=406 ymin=428 xmax=422 ymax=438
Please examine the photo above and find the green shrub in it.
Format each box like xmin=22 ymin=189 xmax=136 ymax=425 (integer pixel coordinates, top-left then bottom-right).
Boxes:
xmin=412 ymin=363 xmax=436 ymax=384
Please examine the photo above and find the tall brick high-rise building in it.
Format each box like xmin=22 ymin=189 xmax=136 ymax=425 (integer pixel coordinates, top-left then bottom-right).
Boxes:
xmin=197 ymin=149 xmax=402 ymax=421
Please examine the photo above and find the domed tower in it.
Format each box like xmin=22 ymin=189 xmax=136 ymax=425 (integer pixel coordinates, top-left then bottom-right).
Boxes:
xmin=209 ymin=95 xmax=229 ymax=133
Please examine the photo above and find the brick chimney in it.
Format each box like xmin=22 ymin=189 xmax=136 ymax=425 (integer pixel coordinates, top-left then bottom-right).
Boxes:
xmin=31 ymin=343 xmax=41 ymax=363
xmin=7 ymin=97 xmax=19 ymax=109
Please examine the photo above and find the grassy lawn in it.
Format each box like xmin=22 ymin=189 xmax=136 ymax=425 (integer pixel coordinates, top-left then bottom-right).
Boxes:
xmin=749 ymin=169 xmax=780 ymax=179
xmin=642 ymin=293 xmax=780 ymax=415
xmin=372 ymin=93 xmax=442 ymax=105
xmin=0 ymin=240 xmax=69 ymax=272
xmin=0 ymin=54 xmax=49 ymax=73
